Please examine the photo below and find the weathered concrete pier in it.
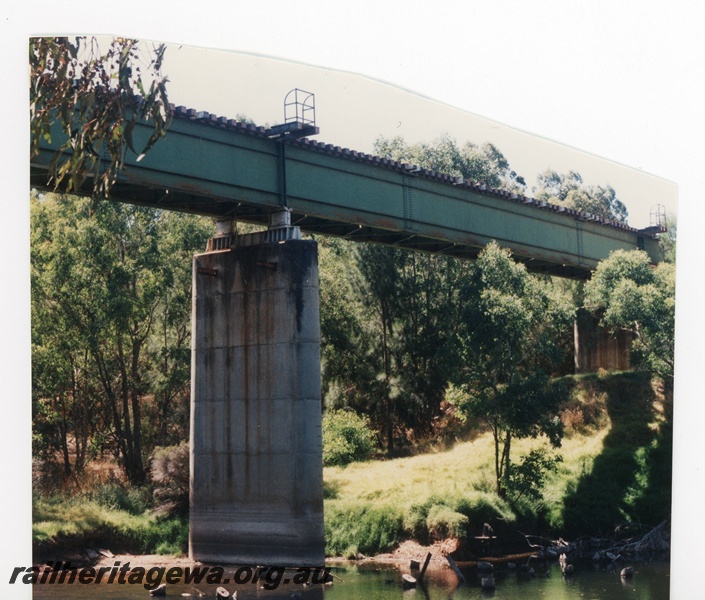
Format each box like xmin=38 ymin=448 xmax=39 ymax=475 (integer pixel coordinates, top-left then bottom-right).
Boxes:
xmin=574 ymin=308 xmax=634 ymax=372
xmin=189 ymin=213 xmax=324 ymax=566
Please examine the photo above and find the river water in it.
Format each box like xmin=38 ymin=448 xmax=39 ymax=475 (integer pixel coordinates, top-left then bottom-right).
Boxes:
xmin=31 ymin=559 xmax=670 ymax=599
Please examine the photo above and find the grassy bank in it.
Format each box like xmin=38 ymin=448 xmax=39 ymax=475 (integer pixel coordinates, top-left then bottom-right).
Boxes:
xmin=32 ymin=372 xmax=671 ymax=560
xmin=33 ymin=485 xmax=188 ymax=558
xmin=322 ymin=430 xmax=598 ymax=558
xmin=323 ymin=371 xmax=672 ymax=556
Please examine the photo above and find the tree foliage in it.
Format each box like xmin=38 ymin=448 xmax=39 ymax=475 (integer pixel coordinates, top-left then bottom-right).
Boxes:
xmin=30 ymin=36 xmax=171 ymax=198
xmin=533 ymin=170 xmax=628 ymax=223
xmin=31 ymin=193 xmax=213 ymax=482
xmin=584 ymin=249 xmax=675 ymax=386
xmin=453 ymin=243 xmax=574 ymax=499
xmin=322 ymin=410 xmax=377 ymax=466
xmin=349 ymin=244 xmax=471 ymax=452
xmin=374 ymin=134 xmax=526 ymax=191
xmin=319 ymin=238 xmax=379 ymax=411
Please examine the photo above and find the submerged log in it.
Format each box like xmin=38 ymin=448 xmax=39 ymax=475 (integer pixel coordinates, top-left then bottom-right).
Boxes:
xmin=481 ymin=576 xmax=496 ymax=590
xmin=446 ymin=555 xmax=465 ymax=583
xmin=402 ymin=574 xmax=417 ymax=589
xmin=418 ymin=552 xmax=432 ymax=582
xmin=477 ymin=560 xmax=494 ymax=572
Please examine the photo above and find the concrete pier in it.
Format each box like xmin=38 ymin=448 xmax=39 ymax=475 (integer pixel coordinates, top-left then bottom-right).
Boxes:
xmin=189 ymin=224 xmax=324 ymax=566
xmin=574 ymin=308 xmax=634 ymax=373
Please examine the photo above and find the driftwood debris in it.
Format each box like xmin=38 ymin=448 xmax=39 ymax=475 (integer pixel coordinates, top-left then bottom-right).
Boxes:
xmin=445 ymin=555 xmax=465 ymax=583
xmin=402 ymin=574 xmax=417 ymax=589
xmin=582 ymin=520 xmax=670 ymax=561
xmin=418 ymin=552 xmax=432 ymax=583
xmin=516 ymin=521 xmax=670 ymax=564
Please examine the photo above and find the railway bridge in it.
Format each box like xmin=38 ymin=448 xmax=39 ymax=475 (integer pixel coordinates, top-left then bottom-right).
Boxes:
xmin=31 ymin=99 xmax=664 ymax=566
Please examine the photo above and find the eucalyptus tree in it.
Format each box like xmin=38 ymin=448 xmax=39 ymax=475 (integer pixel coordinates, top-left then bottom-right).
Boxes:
xmin=533 ymin=170 xmax=628 ymax=223
xmin=454 ymin=243 xmax=575 ymax=499
xmin=31 ymin=193 xmax=213 ymax=483
xmin=30 ymin=36 xmax=170 ymax=199
xmin=351 ymin=243 xmax=410 ymax=452
xmin=318 ymin=237 xmax=379 ymax=417
xmin=326 ymin=241 xmax=473 ymax=453
xmin=374 ymin=133 xmax=526 ymax=192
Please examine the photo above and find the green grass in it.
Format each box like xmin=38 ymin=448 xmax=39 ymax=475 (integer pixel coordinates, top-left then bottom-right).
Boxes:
xmin=323 ymin=371 xmax=672 ymax=555
xmin=324 ymin=501 xmax=405 ymax=558
xmin=323 ymin=421 xmax=605 ymax=525
xmin=33 ymin=495 xmax=188 ymax=556
xmin=323 ymin=432 xmax=585 ymax=555
xmin=325 ymin=432 xmax=499 ymax=504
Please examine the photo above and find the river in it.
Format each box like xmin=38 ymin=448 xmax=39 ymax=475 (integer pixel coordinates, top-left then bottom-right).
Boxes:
xmin=30 ymin=559 xmax=670 ymax=599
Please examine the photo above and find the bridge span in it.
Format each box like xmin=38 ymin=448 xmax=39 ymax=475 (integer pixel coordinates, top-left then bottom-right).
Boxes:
xmin=31 ymin=105 xmax=665 ymax=567
xmin=31 ymin=105 xmax=662 ymax=279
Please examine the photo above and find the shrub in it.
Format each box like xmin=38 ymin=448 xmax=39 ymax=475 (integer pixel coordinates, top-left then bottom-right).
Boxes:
xmin=90 ymin=482 xmax=151 ymax=515
xmin=324 ymin=500 xmax=404 ymax=557
xmin=454 ymin=492 xmax=515 ymax=528
xmin=406 ymin=493 xmax=514 ymax=543
xmin=138 ymin=516 xmax=189 ymax=555
xmin=426 ymin=505 xmax=468 ymax=539
xmin=505 ymin=449 xmax=563 ymax=506
xmin=322 ymin=410 xmax=376 ymax=466
xmin=559 ymin=380 xmax=608 ymax=435
xmin=151 ymin=442 xmax=190 ymax=515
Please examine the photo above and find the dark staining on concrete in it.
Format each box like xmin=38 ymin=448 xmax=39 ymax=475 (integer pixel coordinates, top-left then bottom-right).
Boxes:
xmin=191 ymin=238 xmax=323 ymax=564
xmin=283 ymin=241 xmax=316 ymax=334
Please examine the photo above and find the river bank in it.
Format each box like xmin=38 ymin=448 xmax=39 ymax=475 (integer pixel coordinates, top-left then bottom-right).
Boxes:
xmin=33 ymin=373 xmax=672 ymax=565
xmin=34 ymin=517 xmax=669 ymax=573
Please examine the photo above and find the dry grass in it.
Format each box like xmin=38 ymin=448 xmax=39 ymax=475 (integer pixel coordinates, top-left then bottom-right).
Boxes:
xmin=325 ymin=434 xmax=498 ymax=506
xmin=324 ymin=428 xmax=609 ymax=510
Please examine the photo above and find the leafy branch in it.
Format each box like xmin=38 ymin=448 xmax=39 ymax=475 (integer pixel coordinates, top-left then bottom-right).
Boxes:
xmin=30 ymin=36 xmax=171 ymax=198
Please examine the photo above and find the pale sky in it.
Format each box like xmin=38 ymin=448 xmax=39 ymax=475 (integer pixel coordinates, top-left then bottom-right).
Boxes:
xmin=2 ymin=2 xmax=704 ymax=596
xmin=160 ymin=43 xmax=677 ymax=229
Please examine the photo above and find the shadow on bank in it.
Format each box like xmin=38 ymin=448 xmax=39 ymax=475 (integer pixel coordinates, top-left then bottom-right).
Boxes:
xmin=560 ymin=371 xmax=673 ymax=539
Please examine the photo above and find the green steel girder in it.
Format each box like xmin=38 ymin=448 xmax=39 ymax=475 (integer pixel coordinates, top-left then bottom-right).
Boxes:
xmin=30 ymin=112 xmax=662 ymax=278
